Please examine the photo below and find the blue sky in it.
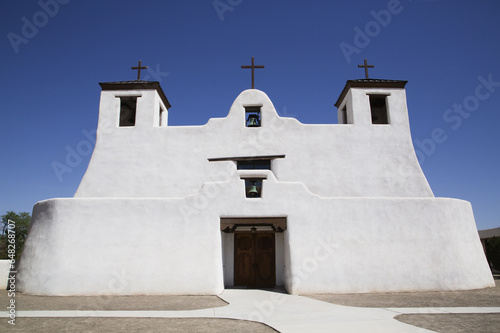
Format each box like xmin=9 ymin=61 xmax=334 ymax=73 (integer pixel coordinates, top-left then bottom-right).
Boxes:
xmin=1 ymin=0 xmax=499 ymax=230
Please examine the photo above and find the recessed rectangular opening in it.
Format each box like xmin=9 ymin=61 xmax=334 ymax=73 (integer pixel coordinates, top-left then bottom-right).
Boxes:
xmin=340 ymin=105 xmax=348 ymax=124
xmin=237 ymin=160 xmax=271 ymax=170
xmin=220 ymin=217 xmax=286 ymax=288
xmin=244 ymin=179 xmax=263 ymax=198
xmin=245 ymin=106 xmax=261 ymax=127
xmin=119 ymin=97 xmax=137 ymax=127
xmin=159 ymin=106 xmax=165 ymax=126
xmin=369 ymin=95 xmax=389 ymax=124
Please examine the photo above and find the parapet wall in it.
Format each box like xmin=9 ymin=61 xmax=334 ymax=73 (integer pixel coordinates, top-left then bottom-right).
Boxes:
xmin=18 ymin=173 xmax=493 ymax=295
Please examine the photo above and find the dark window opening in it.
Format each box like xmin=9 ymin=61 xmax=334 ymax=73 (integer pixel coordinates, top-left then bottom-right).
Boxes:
xmin=245 ymin=179 xmax=263 ymax=198
xmin=237 ymin=160 xmax=271 ymax=170
xmin=159 ymin=106 xmax=165 ymax=126
xmin=340 ymin=105 xmax=348 ymax=124
xmin=119 ymin=97 xmax=137 ymax=127
xmin=245 ymin=106 xmax=261 ymax=127
xmin=369 ymin=95 xmax=389 ymax=124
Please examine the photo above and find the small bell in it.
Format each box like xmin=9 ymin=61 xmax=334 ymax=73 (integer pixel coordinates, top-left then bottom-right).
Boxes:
xmin=248 ymin=181 xmax=259 ymax=197
xmin=247 ymin=114 xmax=260 ymax=127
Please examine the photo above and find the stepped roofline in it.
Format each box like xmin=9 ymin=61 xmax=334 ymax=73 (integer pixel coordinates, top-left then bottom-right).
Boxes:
xmin=99 ymin=80 xmax=171 ymax=109
xmin=335 ymin=79 xmax=407 ymax=108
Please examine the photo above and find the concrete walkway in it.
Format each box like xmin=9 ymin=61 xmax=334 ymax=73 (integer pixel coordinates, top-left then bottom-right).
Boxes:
xmin=4 ymin=289 xmax=500 ymax=332
xmin=216 ymin=289 xmax=435 ymax=332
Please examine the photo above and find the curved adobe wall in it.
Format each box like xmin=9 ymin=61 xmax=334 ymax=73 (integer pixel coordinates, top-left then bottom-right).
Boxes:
xmin=18 ymin=172 xmax=493 ymax=295
xmin=75 ymin=89 xmax=432 ymax=199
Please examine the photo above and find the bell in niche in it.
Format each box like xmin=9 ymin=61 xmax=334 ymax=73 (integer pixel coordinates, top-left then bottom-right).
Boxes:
xmin=247 ymin=114 xmax=260 ymax=127
xmin=248 ymin=181 xmax=259 ymax=197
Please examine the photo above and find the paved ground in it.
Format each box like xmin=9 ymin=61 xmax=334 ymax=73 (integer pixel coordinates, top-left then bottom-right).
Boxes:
xmin=0 ymin=318 xmax=278 ymax=333
xmin=0 ymin=293 xmax=228 ymax=311
xmin=308 ymin=278 xmax=500 ymax=332
xmin=0 ymin=277 xmax=498 ymax=332
xmin=396 ymin=314 xmax=500 ymax=333
xmin=308 ymin=278 xmax=500 ymax=308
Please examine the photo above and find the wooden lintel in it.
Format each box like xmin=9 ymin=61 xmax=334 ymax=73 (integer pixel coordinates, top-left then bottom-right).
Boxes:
xmin=221 ymin=217 xmax=287 ymax=232
xmin=208 ymin=155 xmax=285 ymax=162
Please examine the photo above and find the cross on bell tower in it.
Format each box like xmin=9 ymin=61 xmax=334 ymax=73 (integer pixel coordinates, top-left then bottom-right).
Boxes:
xmin=358 ymin=58 xmax=374 ymax=79
xmin=241 ymin=57 xmax=265 ymax=89
xmin=131 ymin=60 xmax=148 ymax=80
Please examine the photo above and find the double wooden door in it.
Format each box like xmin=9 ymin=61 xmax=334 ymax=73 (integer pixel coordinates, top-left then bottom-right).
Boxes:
xmin=234 ymin=232 xmax=276 ymax=288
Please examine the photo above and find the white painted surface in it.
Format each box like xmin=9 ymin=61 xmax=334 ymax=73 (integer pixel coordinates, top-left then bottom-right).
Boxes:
xmin=75 ymin=88 xmax=433 ymax=198
xmin=222 ymin=232 xmax=234 ymax=287
xmin=17 ymin=198 xmax=224 ymax=295
xmin=17 ymin=181 xmax=493 ymax=295
xmin=0 ymin=260 xmax=11 ymax=290
xmin=17 ymin=85 xmax=494 ymax=295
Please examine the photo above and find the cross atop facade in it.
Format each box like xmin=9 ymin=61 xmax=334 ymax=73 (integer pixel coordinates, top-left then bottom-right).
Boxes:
xmin=131 ymin=60 xmax=148 ymax=80
xmin=358 ymin=58 xmax=374 ymax=79
xmin=241 ymin=57 xmax=265 ymax=89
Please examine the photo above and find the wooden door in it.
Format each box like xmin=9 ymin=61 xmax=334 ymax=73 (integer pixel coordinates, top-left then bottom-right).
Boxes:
xmin=234 ymin=233 xmax=254 ymax=287
xmin=234 ymin=232 xmax=275 ymax=288
xmin=254 ymin=232 xmax=276 ymax=288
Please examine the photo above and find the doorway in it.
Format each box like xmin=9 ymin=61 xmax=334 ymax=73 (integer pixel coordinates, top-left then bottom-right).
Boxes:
xmin=234 ymin=231 xmax=276 ymax=288
xmin=220 ymin=217 xmax=286 ymax=288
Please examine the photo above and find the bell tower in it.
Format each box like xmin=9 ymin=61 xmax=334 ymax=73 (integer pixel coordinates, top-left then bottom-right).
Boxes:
xmin=334 ymin=78 xmax=408 ymax=126
xmin=96 ymin=61 xmax=171 ymax=132
xmin=335 ymin=59 xmax=409 ymax=128
xmin=98 ymin=80 xmax=171 ymax=128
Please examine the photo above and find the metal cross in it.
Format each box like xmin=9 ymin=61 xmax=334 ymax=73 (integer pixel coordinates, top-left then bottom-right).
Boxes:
xmin=131 ymin=60 xmax=148 ymax=80
xmin=241 ymin=57 xmax=265 ymax=89
xmin=358 ymin=58 xmax=374 ymax=79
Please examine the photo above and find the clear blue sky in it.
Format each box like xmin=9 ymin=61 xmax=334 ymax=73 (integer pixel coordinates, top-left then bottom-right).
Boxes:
xmin=1 ymin=0 xmax=499 ymax=230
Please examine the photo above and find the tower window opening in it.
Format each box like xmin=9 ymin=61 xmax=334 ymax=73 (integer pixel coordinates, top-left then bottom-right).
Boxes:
xmin=369 ymin=95 xmax=389 ymax=124
xmin=340 ymin=105 xmax=348 ymax=124
xmin=119 ymin=97 xmax=137 ymax=127
xmin=159 ymin=106 xmax=165 ymax=126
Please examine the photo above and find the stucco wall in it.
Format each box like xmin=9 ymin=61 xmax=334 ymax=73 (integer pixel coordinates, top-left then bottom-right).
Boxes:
xmin=0 ymin=260 xmax=11 ymax=290
xmin=18 ymin=172 xmax=493 ymax=295
xmin=18 ymin=86 xmax=492 ymax=295
xmin=75 ymin=89 xmax=433 ymax=199
xmin=17 ymin=198 xmax=224 ymax=295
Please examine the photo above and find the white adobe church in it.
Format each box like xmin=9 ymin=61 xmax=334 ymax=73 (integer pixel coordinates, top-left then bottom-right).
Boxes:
xmin=17 ymin=59 xmax=494 ymax=295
